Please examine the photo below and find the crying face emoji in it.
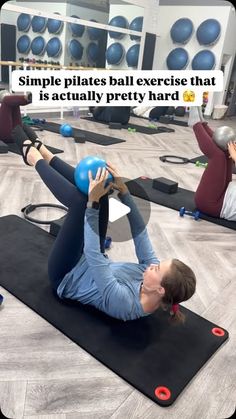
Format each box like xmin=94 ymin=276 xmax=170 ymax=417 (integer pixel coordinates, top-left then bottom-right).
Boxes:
xmin=183 ymin=90 xmax=195 ymax=102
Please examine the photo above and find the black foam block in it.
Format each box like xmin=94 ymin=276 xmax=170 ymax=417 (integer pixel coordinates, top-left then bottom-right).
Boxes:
xmin=152 ymin=177 xmax=178 ymax=194
xmin=109 ymin=122 xmax=122 ymax=130
xmin=74 ymin=133 xmax=86 ymax=143
xmin=0 ymin=215 xmax=229 ymax=407
xmin=0 ymin=140 xmax=8 ymax=154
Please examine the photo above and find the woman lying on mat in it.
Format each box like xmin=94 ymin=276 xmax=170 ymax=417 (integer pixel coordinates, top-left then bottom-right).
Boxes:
xmin=12 ymin=124 xmax=196 ymax=322
xmin=188 ymin=107 xmax=236 ymax=221
xmin=132 ymin=106 xmax=168 ymax=120
xmin=89 ymin=106 xmax=131 ymax=125
xmin=0 ymin=91 xmax=32 ymax=142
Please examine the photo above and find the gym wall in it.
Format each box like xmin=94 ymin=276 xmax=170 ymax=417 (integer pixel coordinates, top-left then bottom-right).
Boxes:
xmin=153 ymin=4 xmax=236 ymax=116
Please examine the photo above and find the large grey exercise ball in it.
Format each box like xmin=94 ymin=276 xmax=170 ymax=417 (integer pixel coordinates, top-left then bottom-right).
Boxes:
xmin=213 ymin=126 xmax=236 ymax=150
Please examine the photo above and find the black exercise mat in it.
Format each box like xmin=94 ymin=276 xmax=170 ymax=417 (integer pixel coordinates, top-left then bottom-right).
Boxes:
xmin=0 ymin=215 xmax=229 ymax=406
xmin=159 ymin=116 xmax=188 ymax=127
xmin=126 ymin=177 xmax=236 ymax=231
xmin=83 ymin=116 xmax=175 ymax=134
xmin=36 ymin=121 xmax=125 ymax=146
xmin=7 ymin=142 xmax=64 ymax=155
xmin=130 ymin=112 xmax=188 ymax=127
xmin=190 ymin=155 xmax=236 ymax=175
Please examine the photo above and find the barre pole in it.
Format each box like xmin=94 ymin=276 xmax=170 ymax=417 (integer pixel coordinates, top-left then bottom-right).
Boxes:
xmin=0 ymin=60 xmax=105 ymax=71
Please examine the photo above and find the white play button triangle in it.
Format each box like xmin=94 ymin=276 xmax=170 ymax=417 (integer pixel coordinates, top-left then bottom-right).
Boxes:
xmin=108 ymin=197 xmax=131 ymax=223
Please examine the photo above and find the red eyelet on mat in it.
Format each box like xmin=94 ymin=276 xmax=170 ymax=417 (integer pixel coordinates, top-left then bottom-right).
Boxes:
xmin=212 ymin=327 xmax=225 ymax=337
xmin=155 ymin=386 xmax=171 ymax=401
xmin=140 ymin=176 xmax=149 ymax=179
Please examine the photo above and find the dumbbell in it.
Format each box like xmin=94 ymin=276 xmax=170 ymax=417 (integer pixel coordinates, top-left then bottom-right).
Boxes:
xmin=195 ymin=160 xmax=208 ymax=168
xmin=31 ymin=118 xmax=46 ymax=124
xmin=128 ymin=127 xmax=136 ymax=133
xmin=179 ymin=206 xmax=201 ymax=221
xmin=105 ymin=236 xmax=112 ymax=249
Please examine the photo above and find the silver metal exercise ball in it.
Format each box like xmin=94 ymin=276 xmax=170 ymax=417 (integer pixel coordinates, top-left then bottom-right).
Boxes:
xmin=0 ymin=90 xmax=11 ymax=102
xmin=213 ymin=126 xmax=236 ymax=150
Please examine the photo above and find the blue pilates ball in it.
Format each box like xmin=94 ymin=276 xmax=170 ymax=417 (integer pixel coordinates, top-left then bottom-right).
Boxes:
xmin=74 ymin=156 xmax=113 ymax=195
xmin=60 ymin=124 xmax=73 ymax=137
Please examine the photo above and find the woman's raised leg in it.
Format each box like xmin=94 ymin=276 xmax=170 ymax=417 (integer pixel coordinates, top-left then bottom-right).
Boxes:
xmin=193 ymin=122 xmax=230 ymax=216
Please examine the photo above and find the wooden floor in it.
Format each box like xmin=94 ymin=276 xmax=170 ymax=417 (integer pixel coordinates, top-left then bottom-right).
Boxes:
xmin=0 ymin=114 xmax=235 ymax=419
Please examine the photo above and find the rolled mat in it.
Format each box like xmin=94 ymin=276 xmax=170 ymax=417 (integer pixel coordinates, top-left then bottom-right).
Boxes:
xmin=0 ymin=215 xmax=228 ymax=406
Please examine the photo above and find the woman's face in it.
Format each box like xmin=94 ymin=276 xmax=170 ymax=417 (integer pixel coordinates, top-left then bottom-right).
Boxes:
xmin=142 ymin=259 xmax=172 ymax=293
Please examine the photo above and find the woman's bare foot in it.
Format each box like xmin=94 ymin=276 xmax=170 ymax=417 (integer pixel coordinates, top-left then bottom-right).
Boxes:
xmin=37 ymin=144 xmax=55 ymax=163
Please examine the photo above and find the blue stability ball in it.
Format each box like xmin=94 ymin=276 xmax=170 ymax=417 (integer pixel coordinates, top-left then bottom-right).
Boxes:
xmin=126 ymin=44 xmax=140 ymax=67
xmin=17 ymin=35 xmax=31 ymax=54
xmin=197 ymin=19 xmax=221 ymax=45
xmin=170 ymin=18 xmax=193 ymax=44
xmin=60 ymin=124 xmax=73 ymax=137
xmin=192 ymin=50 xmax=215 ymax=70
xmin=31 ymin=36 xmax=46 ymax=55
xmin=32 ymin=16 xmax=47 ymax=33
xmin=166 ymin=47 xmax=188 ymax=70
xmin=87 ymin=19 xmax=104 ymax=40
xmin=47 ymin=13 xmax=64 ymax=34
xmin=68 ymin=39 xmax=83 ymax=60
xmin=129 ymin=16 xmax=143 ymax=40
xmin=87 ymin=42 xmax=99 ymax=62
xmin=69 ymin=15 xmax=85 ymax=37
xmin=17 ymin=13 xmax=31 ymax=32
xmin=46 ymin=37 xmax=62 ymax=57
xmin=106 ymin=42 xmax=125 ymax=65
xmin=108 ymin=15 xmax=128 ymax=39
xmin=74 ymin=156 xmax=113 ymax=195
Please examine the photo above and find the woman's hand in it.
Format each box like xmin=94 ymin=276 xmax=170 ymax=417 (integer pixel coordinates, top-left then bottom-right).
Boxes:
xmin=88 ymin=167 xmax=113 ymax=202
xmin=106 ymin=161 xmax=128 ymax=195
xmin=228 ymin=141 xmax=236 ymax=163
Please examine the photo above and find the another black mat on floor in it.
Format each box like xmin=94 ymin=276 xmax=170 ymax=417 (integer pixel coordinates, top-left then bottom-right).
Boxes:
xmin=190 ymin=155 xmax=236 ymax=175
xmin=126 ymin=177 xmax=236 ymax=230
xmin=0 ymin=215 xmax=228 ymax=406
xmin=83 ymin=116 xmax=175 ymax=134
xmin=7 ymin=142 xmax=64 ymax=155
xmin=159 ymin=116 xmax=188 ymax=127
xmin=130 ymin=112 xmax=188 ymax=127
xmin=36 ymin=121 xmax=125 ymax=146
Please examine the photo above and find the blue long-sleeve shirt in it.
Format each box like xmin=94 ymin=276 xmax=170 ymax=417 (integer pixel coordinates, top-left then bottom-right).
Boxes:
xmin=57 ymin=192 xmax=159 ymax=321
